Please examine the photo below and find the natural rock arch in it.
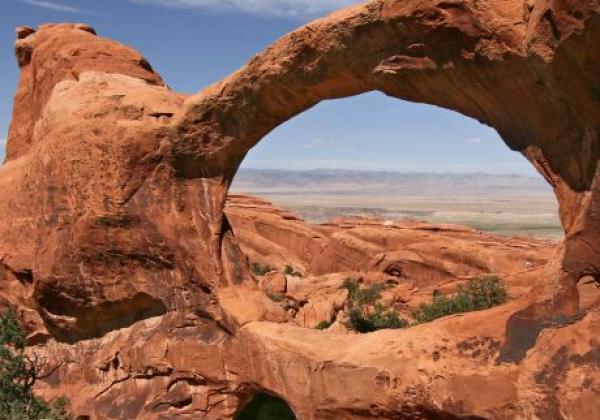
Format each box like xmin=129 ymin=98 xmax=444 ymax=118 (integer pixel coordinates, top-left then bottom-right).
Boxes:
xmin=0 ymin=0 xmax=599 ymax=418
xmin=172 ymin=0 xmax=600 ymax=302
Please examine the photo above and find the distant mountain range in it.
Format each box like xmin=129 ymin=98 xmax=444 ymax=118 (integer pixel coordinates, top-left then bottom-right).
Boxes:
xmin=230 ymin=168 xmax=552 ymax=197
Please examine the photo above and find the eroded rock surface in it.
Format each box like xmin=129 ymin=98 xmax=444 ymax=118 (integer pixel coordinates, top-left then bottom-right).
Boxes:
xmin=0 ymin=0 xmax=599 ymax=417
xmin=226 ymin=194 xmax=557 ymax=329
xmin=226 ymin=194 xmax=554 ymax=284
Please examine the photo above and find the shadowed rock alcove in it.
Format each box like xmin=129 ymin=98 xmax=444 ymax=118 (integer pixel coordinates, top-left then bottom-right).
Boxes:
xmin=235 ymin=392 xmax=297 ymax=420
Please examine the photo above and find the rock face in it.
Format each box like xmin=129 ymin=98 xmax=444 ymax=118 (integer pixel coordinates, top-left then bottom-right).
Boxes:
xmin=0 ymin=0 xmax=598 ymax=418
xmin=227 ymin=195 xmax=557 ymax=330
xmin=226 ymin=195 xmax=553 ymax=285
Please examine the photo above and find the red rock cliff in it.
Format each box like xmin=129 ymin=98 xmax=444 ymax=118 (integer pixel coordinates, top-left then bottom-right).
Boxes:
xmin=0 ymin=0 xmax=598 ymax=418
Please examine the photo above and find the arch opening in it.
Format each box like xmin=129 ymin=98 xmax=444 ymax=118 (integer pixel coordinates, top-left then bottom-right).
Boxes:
xmin=224 ymin=93 xmax=568 ymax=332
xmin=170 ymin=0 xmax=598 ymax=306
xmin=230 ymin=93 xmax=561 ymax=239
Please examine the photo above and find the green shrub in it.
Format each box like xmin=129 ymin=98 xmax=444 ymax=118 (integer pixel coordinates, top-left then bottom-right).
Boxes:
xmin=315 ymin=320 xmax=332 ymax=330
xmin=283 ymin=265 xmax=302 ymax=277
xmin=267 ymin=292 xmax=285 ymax=303
xmin=251 ymin=263 xmax=274 ymax=276
xmin=413 ymin=276 xmax=508 ymax=323
xmin=341 ymin=278 xmax=386 ymax=305
xmin=0 ymin=307 xmax=70 ymax=420
xmin=341 ymin=278 xmax=360 ymax=298
xmin=342 ymin=278 xmax=407 ymax=333
xmin=347 ymin=304 xmax=408 ymax=333
xmin=358 ymin=283 xmax=385 ymax=305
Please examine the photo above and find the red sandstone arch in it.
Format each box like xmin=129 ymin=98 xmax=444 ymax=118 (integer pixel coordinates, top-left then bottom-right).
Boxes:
xmin=173 ymin=0 xmax=600 ymax=292
xmin=0 ymin=1 xmax=599 ymax=417
xmin=2 ymin=0 xmax=598 ymax=340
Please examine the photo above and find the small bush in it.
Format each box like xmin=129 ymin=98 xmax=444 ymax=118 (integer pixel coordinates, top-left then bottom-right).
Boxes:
xmin=315 ymin=320 xmax=332 ymax=330
xmin=359 ymin=283 xmax=385 ymax=305
xmin=267 ymin=292 xmax=285 ymax=303
xmin=341 ymin=278 xmax=360 ymax=298
xmin=347 ymin=304 xmax=408 ymax=333
xmin=251 ymin=263 xmax=275 ymax=276
xmin=283 ymin=265 xmax=302 ymax=277
xmin=0 ymin=307 xmax=71 ymax=419
xmin=342 ymin=278 xmax=407 ymax=333
xmin=413 ymin=276 xmax=507 ymax=323
xmin=341 ymin=278 xmax=386 ymax=305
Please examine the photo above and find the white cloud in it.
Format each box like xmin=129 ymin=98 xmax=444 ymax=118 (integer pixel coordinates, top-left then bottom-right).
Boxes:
xmin=22 ymin=0 xmax=106 ymax=17
xmin=23 ymin=0 xmax=80 ymax=13
xmin=303 ymin=137 xmax=335 ymax=149
xmin=130 ymin=0 xmax=362 ymax=17
xmin=466 ymin=137 xmax=482 ymax=144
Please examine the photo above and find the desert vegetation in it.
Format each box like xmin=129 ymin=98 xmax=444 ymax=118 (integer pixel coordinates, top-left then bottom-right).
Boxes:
xmin=0 ymin=308 xmax=70 ymax=420
xmin=267 ymin=292 xmax=285 ymax=303
xmin=252 ymin=263 xmax=302 ymax=278
xmin=339 ymin=276 xmax=508 ymax=333
xmin=315 ymin=320 xmax=332 ymax=330
xmin=283 ymin=265 xmax=302 ymax=277
xmin=413 ymin=276 xmax=508 ymax=323
xmin=341 ymin=278 xmax=408 ymax=333
xmin=251 ymin=263 xmax=275 ymax=276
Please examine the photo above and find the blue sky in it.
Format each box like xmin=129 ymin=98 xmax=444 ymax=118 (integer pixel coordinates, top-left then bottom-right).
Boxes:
xmin=0 ymin=0 xmax=537 ymax=175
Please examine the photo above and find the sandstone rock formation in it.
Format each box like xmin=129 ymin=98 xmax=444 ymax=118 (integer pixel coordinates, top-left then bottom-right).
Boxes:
xmin=0 ymin=0 xmax=599 ymax=417
xmin=226 ymin=194 xmax=557 ymax=328
xmin=226 ymin=194 xmax=553 ymax=284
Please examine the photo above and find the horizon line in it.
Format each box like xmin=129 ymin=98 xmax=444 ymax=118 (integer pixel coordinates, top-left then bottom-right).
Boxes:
xmin=237 ymin=167 xmax=543 ymax=178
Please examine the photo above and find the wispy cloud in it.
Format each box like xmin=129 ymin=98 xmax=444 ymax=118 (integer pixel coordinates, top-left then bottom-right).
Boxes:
xmin=300 ymin=137 xmax=359 ymax=152
xmin=130 ymin=0 xmax=362 ymax=17
xmin=22 ymin=0 xmax=107 ymax=17
xmin=302 ymin=137 xmax=335 ymax=149
xmin=466 ymin=137 xmax=482 ymax=144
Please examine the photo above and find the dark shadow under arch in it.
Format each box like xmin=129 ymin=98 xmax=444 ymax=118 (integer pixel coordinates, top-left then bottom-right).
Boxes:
xmin=234 ymin=392 xmax=297 ymax=420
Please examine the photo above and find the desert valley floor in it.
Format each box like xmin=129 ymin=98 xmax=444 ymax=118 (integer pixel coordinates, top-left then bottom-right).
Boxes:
xmin=231 ymin=169 xmax=563 ymax=239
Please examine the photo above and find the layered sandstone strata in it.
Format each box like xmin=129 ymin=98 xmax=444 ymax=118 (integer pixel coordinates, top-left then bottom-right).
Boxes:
xmin=0 ymin=0 xmax=599 ymax=417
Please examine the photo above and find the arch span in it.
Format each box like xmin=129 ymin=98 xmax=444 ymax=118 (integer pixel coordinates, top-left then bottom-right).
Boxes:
xmin=172 ymin=0 xmax=600 ymax=299
xmin=2 ymin=1 xmax=597 ymax=343
xmin=1 ymin=0 xmax=599 ymax=418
